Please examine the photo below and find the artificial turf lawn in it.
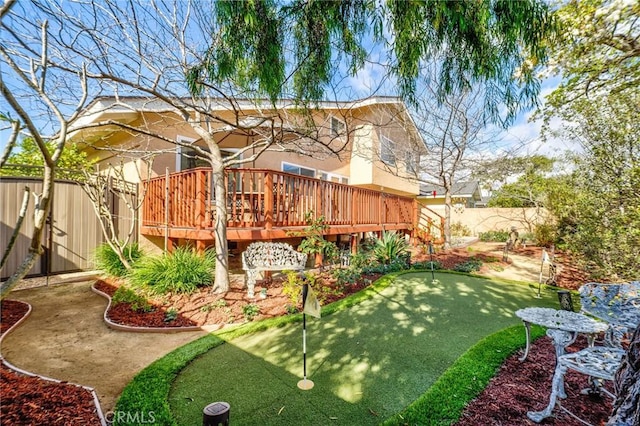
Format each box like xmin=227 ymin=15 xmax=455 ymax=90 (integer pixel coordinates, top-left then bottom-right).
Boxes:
xmin=168 ymin=272 xmax=557 ymax=425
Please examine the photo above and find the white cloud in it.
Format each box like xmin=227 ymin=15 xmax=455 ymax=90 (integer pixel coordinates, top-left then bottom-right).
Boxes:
xmin=494 ymin=76 xmax=581 ymax=157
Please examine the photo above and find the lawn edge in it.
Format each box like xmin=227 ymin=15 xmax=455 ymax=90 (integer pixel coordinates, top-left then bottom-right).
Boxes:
xmin=380 ymin=324 xmax=546 ymax=426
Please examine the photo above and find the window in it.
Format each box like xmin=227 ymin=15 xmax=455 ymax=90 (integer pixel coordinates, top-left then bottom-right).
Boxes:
xmin=179 ymin=146 xmax=209 ymax=171
xmin=178 ymin=143 xmax=241 ymax=171
xmin=319 ymin=171 xmax=349 ymax=184
xmin=330 ymin=116 xmax=346 ymax=137
xmin=282 ymin=162 xmax=316 ymax=178
xmin=380 ymin=135 xmax=395 ymax=165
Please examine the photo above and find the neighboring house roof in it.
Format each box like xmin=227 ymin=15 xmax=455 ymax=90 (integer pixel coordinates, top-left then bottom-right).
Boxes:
xmin=419 ymin=181 xmax=482 ymax=200
xmin=475 ymin=195 xmax=492 ymax=207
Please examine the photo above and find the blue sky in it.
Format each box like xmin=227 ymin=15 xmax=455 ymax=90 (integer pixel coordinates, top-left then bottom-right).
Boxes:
xmin=1 ymin=0 xmax=572 ymax=161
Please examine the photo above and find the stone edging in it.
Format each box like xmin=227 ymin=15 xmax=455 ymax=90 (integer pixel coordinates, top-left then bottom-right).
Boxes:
xmin=0 ymin=300 xmax=107 ymax=426
xmin=91 ymin=282 xmax=204 ymax=333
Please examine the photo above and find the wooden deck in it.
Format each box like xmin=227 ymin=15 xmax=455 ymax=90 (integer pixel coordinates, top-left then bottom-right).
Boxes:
xmin=141 ymin=168 xmax=438 ymax=244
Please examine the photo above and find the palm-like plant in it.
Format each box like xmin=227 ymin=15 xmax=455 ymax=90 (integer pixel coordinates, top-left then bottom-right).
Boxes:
xmin=373 ymin=231 xmax=409 ymax=265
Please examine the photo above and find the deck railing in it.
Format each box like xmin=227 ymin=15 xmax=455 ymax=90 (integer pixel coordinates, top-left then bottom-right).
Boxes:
xmin=142 ymin=168 xmax=415 ymax=231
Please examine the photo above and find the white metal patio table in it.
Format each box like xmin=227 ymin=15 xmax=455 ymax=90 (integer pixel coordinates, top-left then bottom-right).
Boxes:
xmin=515 ymin=307 xmax=608 ymax=362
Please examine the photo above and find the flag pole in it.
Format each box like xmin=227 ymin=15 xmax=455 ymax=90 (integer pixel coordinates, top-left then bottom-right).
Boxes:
xmin=298 ymin=281 xmax=314 ymax=390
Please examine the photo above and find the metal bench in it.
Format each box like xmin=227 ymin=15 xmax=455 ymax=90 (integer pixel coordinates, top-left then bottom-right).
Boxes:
xmin=579 ymin=281 xmax=640 ymax=347
xmin=242 ymin=242 xmax=307 ymax=298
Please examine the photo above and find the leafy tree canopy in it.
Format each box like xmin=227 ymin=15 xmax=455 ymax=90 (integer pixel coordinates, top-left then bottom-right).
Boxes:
xmin=546 ymin=91 xmax=639 ymax=280
xmin=473 ymin=154 xmax=558 ymax=207
xmin=0 ymin=138 xmax=93 ymax=181
xmin=481 ymin=155 xmax=578 ymax=212
xmin=188 ymin=0 xmax=556 ymax=125
xmin=540 ymin=0 xmax=639 ymax=126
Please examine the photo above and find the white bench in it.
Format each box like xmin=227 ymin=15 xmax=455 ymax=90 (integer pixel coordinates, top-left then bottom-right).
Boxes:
xmin=579 ymin=281 xmax=640 ymax=346
xmin=242 ymin=242 xmax=307 ymax=298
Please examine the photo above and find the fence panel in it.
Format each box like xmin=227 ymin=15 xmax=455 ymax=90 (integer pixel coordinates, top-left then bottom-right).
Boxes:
xmin=1 ymin=176 xmax=137 ymax=280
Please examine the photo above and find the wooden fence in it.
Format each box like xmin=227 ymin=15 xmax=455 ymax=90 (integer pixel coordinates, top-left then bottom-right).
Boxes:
xmin=1 ymin=176 xmax=137 ymax=280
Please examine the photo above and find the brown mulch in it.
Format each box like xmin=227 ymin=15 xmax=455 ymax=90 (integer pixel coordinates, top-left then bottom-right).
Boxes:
xmin=1 ymin=300 xmax=102 ymax=425
xmin=94 ymin=272 xmax=379 ymax=328
xmin=0 ymin=299 xmax=29 ymax=334
xmin=0 ymin=244 xmax=612 ymax=424
xmin=456 ymin=336 xmax=613 ymax=426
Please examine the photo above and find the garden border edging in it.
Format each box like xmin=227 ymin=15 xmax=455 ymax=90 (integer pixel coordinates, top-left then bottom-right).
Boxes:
xmin=0 ymin=300 xmax=107 ymax=426
xmin=90 ymin=282 xmax=206 ymax=333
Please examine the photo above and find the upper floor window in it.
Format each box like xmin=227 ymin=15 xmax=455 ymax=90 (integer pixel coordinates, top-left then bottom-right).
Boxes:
xmin=330 ymin=116 xmax=346 ymax=137
xmin=282 ymin=162 xmax=316 ymax=178
xmin=319 ymin=171 xmax=349 ymax=184
xmin=380 ymin=135 xmax=396 ymax=166
xmin=177 ymin=141 xmax=241 ymax=171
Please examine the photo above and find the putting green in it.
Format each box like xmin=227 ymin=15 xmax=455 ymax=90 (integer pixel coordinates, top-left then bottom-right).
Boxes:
xmin=170 ymin=272 xmax=557 ymax=425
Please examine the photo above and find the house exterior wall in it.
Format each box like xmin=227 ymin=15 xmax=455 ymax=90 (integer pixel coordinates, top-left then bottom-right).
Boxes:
xmin=420 ymin=197 xmax=478 ymax=209
xmin=349 ymin=108 xmax=423 ymax=196
xmin=81 ymin=101 xmax=424 ymax=197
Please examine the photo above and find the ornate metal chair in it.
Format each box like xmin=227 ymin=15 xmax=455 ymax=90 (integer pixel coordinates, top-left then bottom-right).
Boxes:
xmin=527 ymin=346 xmax=625 ymax=423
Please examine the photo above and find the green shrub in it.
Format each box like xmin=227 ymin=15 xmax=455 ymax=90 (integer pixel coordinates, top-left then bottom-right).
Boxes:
xmin=534 ymin=223 xmax=557 ymax=247
xmin=282 ymin=270 xmax=303 ymax=306
xmin=296 ymin=213 xmax=339 ymax=265
xmin=285 ymin=304 xmax=298 ymax=315
xmin=129 ymin=247 xmax=215 ymax=295
xmin=411 ymin=260 xmax=442 ymax=270
xmin=450 ymin=222 xmax=471 ymax=237
xmin=200 ymin=299 xmax=227 ymax=312
xmin=111 ymin=286 xmax=152 ymax=312
xmin=478 ymin=229 xmax=510 ymax=242
xmin=164 ymin=307 xmax=178 ymax=322
xmin=331 ymin=267 xmax=360 ymax=287
xmin=348 ymin=251 xmax=375 ymax=269
xmin=94 ymin=242 xmax=142 ymax=277
xmin=242 ymin=303 xmax=260 ymax=321
xmin=520 ymin=232 xmax=535 ymax=245
xmin=453 ymin=258 xmax=483 ymax=273
xmin=373 ymin=231 xmax=410 ymax=265
xmin=362 ymin=258 xmax=409 ymax=274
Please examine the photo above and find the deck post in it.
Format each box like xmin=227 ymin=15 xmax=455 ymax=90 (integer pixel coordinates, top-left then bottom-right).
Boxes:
xmin=351 ymin=190 xmax=357 ymax=227
xmin=195 ymin=169 xmax=206 ymax=229
xmin=411 ymin=199 xmax=418 ymax=244
xmin=264 ymin=172 xmax=274 ymax=230
xmin=350 ymin=234 xmax=358 ymax=254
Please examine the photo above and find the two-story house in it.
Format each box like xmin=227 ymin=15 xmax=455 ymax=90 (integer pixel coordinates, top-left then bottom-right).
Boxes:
xmin=70 ymin=96 xmax=443 ymax=254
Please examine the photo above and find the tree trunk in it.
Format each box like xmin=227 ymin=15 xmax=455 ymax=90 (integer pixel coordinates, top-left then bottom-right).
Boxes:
xmin=0 ymin=166 xmax=54 ymax=299
xmin=607 ymin=325 xmax=640 ymax=426
xmin=443 ymin=189 xmax=452 ymax=249
xmin=211 ymin=169 xmax=230 ymax=293
xmin=0 ymin=251 xmax=41 ymax=298
xmin=0 ymin=186 xmax=30 ymax=270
